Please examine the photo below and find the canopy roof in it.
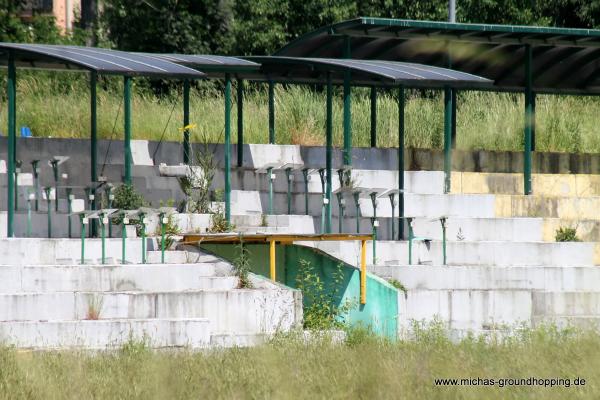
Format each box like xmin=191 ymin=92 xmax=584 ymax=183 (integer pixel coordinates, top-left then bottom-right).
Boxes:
xmin=245 ymin=56 xmax=492 ymax=88
xmin=276 ymin=17 xmax=600 ymax=94
xmin=147 ymin=54 xmax=260 ymax=78
xmin=0 ymin=43 xmax=204 ymax=78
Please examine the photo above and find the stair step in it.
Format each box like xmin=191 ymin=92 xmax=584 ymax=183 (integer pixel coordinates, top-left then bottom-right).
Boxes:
xmin=0 ymin=318 xmax=211 ymax=349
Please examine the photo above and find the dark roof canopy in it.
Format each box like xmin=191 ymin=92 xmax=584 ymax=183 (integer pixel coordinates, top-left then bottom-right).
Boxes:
xmin=148 ymin=54 xmax=260 ymax=78
xmin=276 ymin=18 xmax=600 ymax=94
xmin=245 ymin=56 xmax=492 ymax=88
xmin=0 ymin=43 xmax=204 ymax=78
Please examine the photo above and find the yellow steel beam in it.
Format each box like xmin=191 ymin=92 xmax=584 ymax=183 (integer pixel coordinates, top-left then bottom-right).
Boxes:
xmin=269 ymin=239 xmax=276 ymax=281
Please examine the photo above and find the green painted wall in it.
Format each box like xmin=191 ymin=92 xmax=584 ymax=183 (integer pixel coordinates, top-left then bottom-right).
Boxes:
xmin=200 ymin=243 xmax=399 ymax=338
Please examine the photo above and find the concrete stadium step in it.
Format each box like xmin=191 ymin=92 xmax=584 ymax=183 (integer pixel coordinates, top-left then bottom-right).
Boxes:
xmin=0 ymin=289 xmax=300 ymax=334
xmin=307 ymin=240 xmax=600 ymax=267
xmin=532 ymin=292 xmax=600 ymax=317
xmin=216 ymin=169 xmax=444 ymax=195
xmin=146 ymin=250 xmax=189 ymax=264
xmin=452 ymin=171 xmax=600 ymax=197
xmin=0 ymin=318 xmax=211 ymax=349
xmin=494 ymin=194 xmax=600 ymax=219
xmin=398 ymin=289 xmax=533 ymax=331
xmin=370 ymin=265 xmax=600 ymax=291
xmin=0 ymin=238 xmax=144 ymax=265
xmin=0 ymin=264 xmax=236 ymax=293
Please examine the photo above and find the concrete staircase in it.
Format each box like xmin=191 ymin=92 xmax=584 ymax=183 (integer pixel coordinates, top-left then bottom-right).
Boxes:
xmin=0 ymin=247 xmax=302 ymax=349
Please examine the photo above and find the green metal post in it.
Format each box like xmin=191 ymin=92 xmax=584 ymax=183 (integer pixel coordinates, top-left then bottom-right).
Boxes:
xmin=302 ymin=168 xmax=309 ymax=215
xmin=353 ymin=192 xmax=360 ymax=233
xmin=451 ymin=89 xmax=457 ymax=148
xmin=80 ymin=214 xmax=86 ymax=265
xmin=443 ymin=86 xmax=453 ymax=194
xmin=237 ymin=79 xmax=244 ymax=167
xmin=524 ymin=44 xmax=533 ymax=195
xmin=318 ymin=169 xmax=326 ymax=234
xmin=370 ymin=193 xmax=377 ymax=265
xmin=183 ymin=79 xmax=191 ymax=164
xmin=268 ymin=167 xmax=274 ymax=215
xmin=336 ymin=193 xmax=345 ymax=233
xmin=121 ymin=212 xmax=127 ymax=264
xmin=408 ymin=217 xmax=414 ymax=265
xmin=26 ymin=192 xmax=32 ymax=237
xmin=531 ymin=91 xmax=536 ymax=152
xmin=50 ymin=160 xmax=59 ymax=212
xmin=31 ymin=160 xmax=39 ymax=211
xmin=389 ymin=193 xmax=396 ymax=240
xmin=45 ymin=187 xmax=52 ymax=238
xmin=160 ymin=213 xmax=166 ymax=263
xmin=268 ymin=81 xmax=275 ymax=144
xmin=100 ymin=212 xmax=106 ymax=264
xmin=224 ymin=74 xmax=232 ymax=223
xmin=7 ymin=51 xmax=16 ymax=238
xmin=91 ymin=72 xmax=98 ymax=183
xmin=286 ymin=168 xmax=292 ymax=214
xmin=140 ymin=213 xmax=146 ymax=264
xmin=343 ymin=76 xmax=352 ymax=166
xmin=441 ymin=217 xmax=447 ymax=265
xmin=123 ymin=76 xmax=132 ymax=184
xmin=398 ymin=87 xmax=405 ymax=240
xmin=106 ymin=187 xmax=113 ymax=237
xmin=343 ymin=35 xmax=352 ymax=166
xmin=66 ymin=188 xmax=73 ymax=238
xmin=370 ymin=87 xmax=377 ymax=148
xmin=14 ymin=161 xmax=20 ymax=211
xmin=325 ymin=73 xmax=333 ymax=233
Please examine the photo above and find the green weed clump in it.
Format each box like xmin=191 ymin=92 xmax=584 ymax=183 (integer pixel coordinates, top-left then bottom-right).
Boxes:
xmin=555 ymin=226 xmax=581 ymax=242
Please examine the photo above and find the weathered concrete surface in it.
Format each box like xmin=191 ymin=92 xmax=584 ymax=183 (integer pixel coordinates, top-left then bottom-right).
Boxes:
xmin=452 ymin=172 xmax=600 ymax=197
xmin=0 ymin=319 xmax=211 ymax=349
xmin=0 ymin=238 xmax=143 ymax=265
xmin=305 ymin=240 xmax=600 ymax=267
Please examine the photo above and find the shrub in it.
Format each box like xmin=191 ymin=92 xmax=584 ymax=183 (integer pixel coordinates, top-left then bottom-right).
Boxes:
xmin=111 ymin=184 xmax=146 ymax=211
xmin=233 ymin=241 xmax=253 ymax=289
xmin=555 ymin=226 xmax=581 ymax=242
xmin=296 ymin=260 xmax=353 ymax=331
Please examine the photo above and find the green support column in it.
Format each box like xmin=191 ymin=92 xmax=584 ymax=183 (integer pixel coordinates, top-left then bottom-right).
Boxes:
xmin=325 ymin=73 xmax=333 ymax=233
xmin=531 ymin=91 xmax=536 ymax=152
xmin=343 ymin=36 xmax=352 ymax=166
xmin=370 ymin=87 xmax=377 ymax=148
xmin=524 ymin=44 xmax=533 ymax=195
xmin=443 ymin=86 xmax=453 ymax=194
xmin=237 ymin=79 xmax=244 ymax=167
xmin=398 ymin=87 xmax=405 ymax=240
xmin=343 ymin=77 xmax=352 ymax=166
xmin=451 ymin=89 xmax=457 ymax=148
xmin=90 ymin=72 xmax=98 ymax=236
xmin=123 ymin=76 xmax=132 ymax=184
xmin=268 ymin=81 xmax=275 ymax=144
xmin=183 ymin=79 xmax=191 ymax=164
xmin=224 ymin=74 xmax=232 ymax=224
xmin=90 ymin=72 xmax=98 ymax=183
xmin=7 ymin=51 xmax=16 ymax=238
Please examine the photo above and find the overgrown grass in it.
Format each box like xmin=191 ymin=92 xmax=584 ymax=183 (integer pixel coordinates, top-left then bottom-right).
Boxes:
xmin=0 ymin=325 xmax=598 ymax=399
xmin=3 ymin=73 xmax=600 ymax=153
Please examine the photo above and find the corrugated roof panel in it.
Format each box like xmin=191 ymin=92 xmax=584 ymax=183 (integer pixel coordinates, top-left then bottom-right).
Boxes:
xmin=0 ymin=43 xmax=205 ymax=78
xmin=275 ymin=18 xmax=600 ymax=93
xmin=246 ymin=56 xmax=492 ymax=88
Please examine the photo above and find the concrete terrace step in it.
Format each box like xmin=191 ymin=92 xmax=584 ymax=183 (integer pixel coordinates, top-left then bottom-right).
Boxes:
xmin=0 ymin=318 xmax=211 ymax=349
xmin=146 ymin=250 xmax=189 ymax=264
xmin=451 ymin=171 xmax=600 ymax=197
xmin=0 ymin=264 xmax=239 ymax=293
xmin=532 ymin=292 xmax=600 ymax=317
xmin=307 ymin=240 xmax=600 ymax=267
xmin=0 ymin=289 xmax=300 ymax=334
xmin=370 ymin=265 xmax=600 ymax=291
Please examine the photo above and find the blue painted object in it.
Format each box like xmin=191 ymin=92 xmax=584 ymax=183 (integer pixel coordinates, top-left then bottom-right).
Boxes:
xmin=20 ymin=126 xmax=32 ymax=137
